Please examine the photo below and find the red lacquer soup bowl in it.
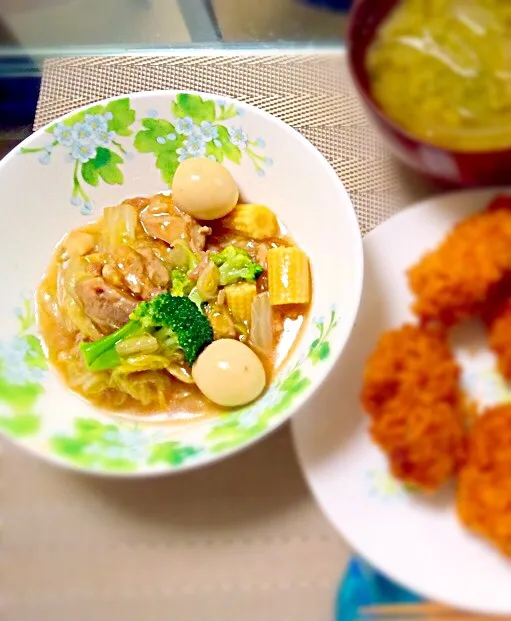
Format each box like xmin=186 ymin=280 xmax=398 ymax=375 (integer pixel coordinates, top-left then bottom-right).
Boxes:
xmin=347 ymin=0 xmax=511 ymax=188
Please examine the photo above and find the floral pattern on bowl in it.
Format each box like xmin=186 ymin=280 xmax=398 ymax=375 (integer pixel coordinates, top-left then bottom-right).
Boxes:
xmin=135 ymin=95 xmax=272 ymax=184
xmin=0 ymin=298 xmax=47 ymax=438
xmin=21 ymin=94 xmax=272 ymax=214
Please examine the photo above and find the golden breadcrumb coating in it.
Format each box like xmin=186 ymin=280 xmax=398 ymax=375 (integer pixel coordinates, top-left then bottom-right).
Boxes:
xmin=408 ymin=197 xmax=511 ymax=326
xmin=458 ymin=406 xmax=511 ymax=556
xmin=361 ymin=324 xmax=467 ymax=490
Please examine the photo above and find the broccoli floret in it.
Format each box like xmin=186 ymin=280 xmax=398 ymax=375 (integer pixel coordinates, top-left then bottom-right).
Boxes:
xmin=154 ymin=326 xmax=180 ymax=359
xmin=170 ymin=269 xmax=194 ymax=297
xmin=170 ymin=270 xmax=205 ymax=313
xmin=78 ymin=320 xmax=144 ymax=372
xmin=80 ymin=293 xmax=213 ymax=370
xmin=210 ymin=246 xmax=263 ymax=286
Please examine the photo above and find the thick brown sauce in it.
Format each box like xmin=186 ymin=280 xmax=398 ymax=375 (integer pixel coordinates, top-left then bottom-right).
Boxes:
xmin=37 ymin=195 xmax=311 ymax=423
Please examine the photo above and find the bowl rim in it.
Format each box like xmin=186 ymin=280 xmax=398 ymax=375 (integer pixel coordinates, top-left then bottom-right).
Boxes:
xmin=346 ymin=0 xmax=511 ymax=158
xmin=0 ymin=88 xmax=364 ymax=477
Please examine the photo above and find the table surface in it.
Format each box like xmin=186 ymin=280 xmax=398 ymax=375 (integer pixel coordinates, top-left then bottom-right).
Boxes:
xmin=0 ymin=0 xmax=350 ymax=159
xmin=0 ymin=0 xmax=349 ymax=128
xmin=1 ymin=0 xmax=349 ymax=68
xmin=0 ymin=50 xmax=435 ymax=621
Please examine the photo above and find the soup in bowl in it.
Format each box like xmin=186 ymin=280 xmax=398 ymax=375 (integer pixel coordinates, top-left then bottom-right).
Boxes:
xmin=0 ymin=90 xmax=363 ymax=475
xmin=348 ymin=0 xmax=511 ymax=187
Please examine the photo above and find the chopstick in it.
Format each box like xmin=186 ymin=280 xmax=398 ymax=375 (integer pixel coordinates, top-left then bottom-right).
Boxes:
xmin=356 ymin=602 xmax=505 ymax=620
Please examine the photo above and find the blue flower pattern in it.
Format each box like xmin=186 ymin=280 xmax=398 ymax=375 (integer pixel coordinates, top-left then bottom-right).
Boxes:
xmin=228 ymin=127 xmax=248 ymax=150
xmin=198 ymin=121 xmax=219 ymax=143
xmin=175 ymin=117 xmax=196 ymax=136
xmin=102 ymin=427 xmax=171 ymax=463
xmin=44 ymin=112 xmax=119 ymax=169
xmin=72 ymin=122 xmax=96 ymax=146
xmin=38 ymin=152 xmax=51 ymax=165
xmin=21 ymin=99 xmax=138 ymax=211
xmin=23 ymin=95 xmax=272 ymax=214
xmin=53 ymin=123 xmax=74 ymax=147
xmin=0 ymin=337 xmax=44 ymax=386
xmin=0 ymin=297 xmax=48 ymax=440
xmin=71 ymin=142 xmax=96 ymax=164
xmin=177 ymin=135 xmax=207 ymax=162
xmin=185 ymin=134 xmax=206 ymax=156
xmin=136 ymin=97 xmax=272 ymax=180
xmin=99 ymin=428 xmax=147 ymax=462
xmin=84 ymin=113 xmax=108 ymax=133
xmin=67 ymin=115 xmax=116 ymax=162
xmin=94 ymin=130 xmax=115 ymax=148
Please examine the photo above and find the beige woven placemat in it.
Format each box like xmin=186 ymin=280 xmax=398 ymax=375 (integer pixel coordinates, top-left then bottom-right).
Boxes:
xmin=2 ymin=52 xmax=436 ymax=621
xmin=33 ymin=52 xmax=435 ymax=234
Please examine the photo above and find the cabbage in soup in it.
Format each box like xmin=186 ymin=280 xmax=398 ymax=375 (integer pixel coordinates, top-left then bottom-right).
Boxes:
xmin=367 ymin=0 xmax=511 ymax=152
xmin=37 ymin=159 xmax=311 ymax=422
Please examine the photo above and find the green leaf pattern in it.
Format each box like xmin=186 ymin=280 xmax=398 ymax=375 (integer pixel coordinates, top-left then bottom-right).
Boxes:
xmin=21 ymin=94 xmax=273 ymax=210
xmin=148 ymin=441 xmax=201 ymax=466
xmin=135 ymin=94 xmax=271 ymax=186
xmin=21 ymin=98 xmax=136 ymax=215
xmin=51 ymin=419 xmax=203 ymax=472
xmin=308 ymin=309 xmax=336 ymax=365
xmin=134 ymin=118 xmax=183 ymax=185
xmin=0 ymin=297 xmax=47 ymax=437
xmin=367 ymin=468 xmax=407 ymax=502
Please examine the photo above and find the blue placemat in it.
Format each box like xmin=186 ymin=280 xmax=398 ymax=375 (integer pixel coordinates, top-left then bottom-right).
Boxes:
xmin=336 ymin=557 xmax=424 ymax=621
xmin=303 ymin=0 xmax=352 ymax=9
xmin=0 ymin=57 xmax=41 ymax=131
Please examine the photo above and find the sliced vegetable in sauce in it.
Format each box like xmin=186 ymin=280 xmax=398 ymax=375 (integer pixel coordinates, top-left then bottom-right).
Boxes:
xmin=37 ymin=160 xmax=311 ymax=416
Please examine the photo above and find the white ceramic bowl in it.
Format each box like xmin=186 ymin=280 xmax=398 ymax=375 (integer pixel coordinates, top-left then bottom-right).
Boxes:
xmin=0 ymin=90 xmax=363 ymax=475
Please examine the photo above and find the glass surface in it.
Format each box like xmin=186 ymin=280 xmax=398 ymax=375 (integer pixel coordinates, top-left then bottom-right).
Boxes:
xmin=1 ymin=0 xmax=349 ymax=59
xmin=0 ymin=0 xmax=349 ymax=135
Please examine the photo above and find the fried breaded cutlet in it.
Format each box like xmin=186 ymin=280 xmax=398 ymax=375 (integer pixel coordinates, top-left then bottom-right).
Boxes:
xmin=482 ymin=286 xmax=511 ymax=380
xmin=457 ymin=405 xmax=511 ymax=556
xmin=407 ymin=196 xmax=511 ymax=326
xmin=371 ymin=397 xmax=467 ymax=490
xmin=361 ymin=324 xmax=467 ymax=490
xmin=362 ymin=324 xmax=461 ymax=416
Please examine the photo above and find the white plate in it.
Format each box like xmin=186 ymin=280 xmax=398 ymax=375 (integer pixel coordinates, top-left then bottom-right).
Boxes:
xmin=291 ymin=189 xmax=511 ymax=616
